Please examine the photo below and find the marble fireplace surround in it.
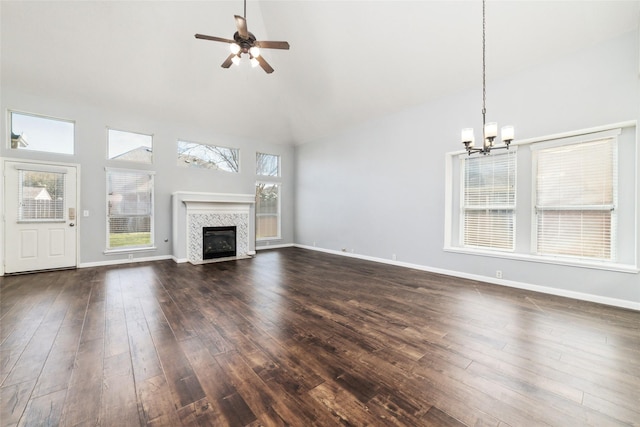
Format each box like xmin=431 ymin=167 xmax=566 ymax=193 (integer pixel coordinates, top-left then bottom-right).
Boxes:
xmin=171 ymin=192 xmax=256 ymax=264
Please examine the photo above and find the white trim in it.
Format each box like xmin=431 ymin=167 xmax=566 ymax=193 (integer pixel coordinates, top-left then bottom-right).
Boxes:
xmin=104 ymin=246 xmax=158 ymax=255
xmin=443 ymin=245 xmax=638 ymax=273
xmin=256 ymin=181 xmax=282 ymax=241
xmin=79 ymin=254 xmax=172 ymax=269
xmin=295 ymin=244 xmax=640 ymax=311
xmin=105 ymin=168 xmax=155 ymax=251
xmin=447 ymin=121 xmax=636 ymax=157
xmin=528 ymin=128 xmax=621 ymax=152
xmin=177 ymin=191 xmax=255 ymax=205
xmin=256 ymin=243 xmax=294 ymax=250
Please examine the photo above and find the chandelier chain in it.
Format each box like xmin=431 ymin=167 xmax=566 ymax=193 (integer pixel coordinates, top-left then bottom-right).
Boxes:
xmin=482 ymin=0 xmax=486 ymax=127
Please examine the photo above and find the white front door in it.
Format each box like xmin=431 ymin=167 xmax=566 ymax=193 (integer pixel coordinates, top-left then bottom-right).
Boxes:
xmin=4 ymin=161 xmax=78 ymax=274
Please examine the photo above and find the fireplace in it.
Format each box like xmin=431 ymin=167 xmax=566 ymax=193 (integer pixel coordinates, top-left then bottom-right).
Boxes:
xmin=172 ymin=192 xmax=255 ymax=264
xmin=203 ymin=226 xmax=237 ymax=260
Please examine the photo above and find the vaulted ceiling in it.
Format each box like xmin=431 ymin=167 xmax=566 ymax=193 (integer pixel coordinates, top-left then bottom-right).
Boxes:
xmin=2 ymin=1 xmax=638 ymax=145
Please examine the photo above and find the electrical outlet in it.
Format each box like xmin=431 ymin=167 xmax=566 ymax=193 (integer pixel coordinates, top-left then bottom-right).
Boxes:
xmin=392 ymin=254 xmax=397 ymax=261
xmin=496 ymin=270 xmax=503 ymax=279
xmin=313 ymin=241 xmax=316 ymax=247
xmin=128 ymin=254 xmax=133 ymax=260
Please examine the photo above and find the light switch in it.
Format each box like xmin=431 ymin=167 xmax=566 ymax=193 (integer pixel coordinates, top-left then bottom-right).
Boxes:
xmin=83 ymin=210 xmax=89 ymax=217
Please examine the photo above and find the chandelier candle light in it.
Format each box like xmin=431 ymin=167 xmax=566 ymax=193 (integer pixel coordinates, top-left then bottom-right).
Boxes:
xmin=461 ymin=0 xmax=514 ymax=155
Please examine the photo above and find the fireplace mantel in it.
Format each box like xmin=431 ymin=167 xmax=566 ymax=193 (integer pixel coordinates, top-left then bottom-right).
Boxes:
xmin=172 ymin=192 xmax=256 ymax=264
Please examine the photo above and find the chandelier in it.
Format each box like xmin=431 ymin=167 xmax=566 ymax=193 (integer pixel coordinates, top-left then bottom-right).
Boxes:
xmin=461 ymin=0 xmax=514 ymax=155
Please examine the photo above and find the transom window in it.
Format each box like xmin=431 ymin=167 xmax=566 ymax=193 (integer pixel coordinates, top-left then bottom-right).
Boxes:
xmin=256 ymin=152 xmax=280 ymax=177
xmin=177 ymin=140 xmax=239 ymax=173
xmin=10 ymin=111 xmax=74 ymax=155
xmin=108 ymin=129 xmax=153 ymax=164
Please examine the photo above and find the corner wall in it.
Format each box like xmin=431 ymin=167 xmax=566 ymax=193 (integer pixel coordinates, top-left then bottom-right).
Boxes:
xmin=294 ymin=30 xmax=640 ymax=306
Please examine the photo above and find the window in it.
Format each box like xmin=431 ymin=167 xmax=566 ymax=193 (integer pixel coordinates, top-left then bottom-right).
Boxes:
xmin=106 ymin=169 xmax=154 ymax=250
xmin=534 ymin=138 xmax=616 ymax=261
xmin=10 ymin=111 xmax=74 ymax=155
xmin=177 ymin=140 xmax=239 ymax=172
xmin=256 ymin=153 xmax=280 ymax=177
xmin=18 ymin=170 xmax=65 ymax=221
xmin=461 ymin=151 xmax=516 ymax=251
xmin=256 ymin=182 xmax=280 ymax=240
xmin=108 ymin=129 xmax=152 ymax=163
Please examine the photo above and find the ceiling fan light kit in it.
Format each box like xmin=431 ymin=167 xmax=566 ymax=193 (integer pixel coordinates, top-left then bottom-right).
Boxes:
xmin=461 ymin=0 xmax=514 ymax=155
xmin=195 ymin=0 xmax=290 ymax=74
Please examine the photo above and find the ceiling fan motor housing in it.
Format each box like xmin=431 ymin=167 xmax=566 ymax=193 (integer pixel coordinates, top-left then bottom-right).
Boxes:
xmin=234 ymin=31 xmax=257 ymax=53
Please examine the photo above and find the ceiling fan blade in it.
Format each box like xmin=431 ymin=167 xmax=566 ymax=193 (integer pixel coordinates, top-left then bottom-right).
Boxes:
xmin=195 ymin=34 xmax=235 ymax=44
xmin=234 ymin=15 xmax=249 ymax=39
xmin=255 ymin=40 xmax=290 ymax=50
xmin=221 ymin=53 xmax=235 ymax=69
xmin=256 ymin=56 xmax=274 ymax=74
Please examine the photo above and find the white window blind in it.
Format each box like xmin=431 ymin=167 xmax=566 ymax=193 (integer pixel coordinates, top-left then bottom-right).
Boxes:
xmin=535 ymin=139 xmax=616 ymax=260
xmin=107 ymin=169 xmax=154 ymax=249
xmin=462 ymin=151 xmax=516 ymax=250
xmin=18 ymin=170 xmax=65 ymax=221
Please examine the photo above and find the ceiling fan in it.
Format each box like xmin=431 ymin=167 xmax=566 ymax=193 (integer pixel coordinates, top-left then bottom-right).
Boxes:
xmin=195 ymin=0 xmax=290 ymax=74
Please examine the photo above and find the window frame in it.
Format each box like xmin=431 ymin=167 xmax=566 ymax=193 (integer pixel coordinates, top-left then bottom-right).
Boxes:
xmin=107 ymin=128 xmax=153 ymax=164
xmin=256 ymin=181 xmax=282 ymax=241
xmin=460 ymin=150 xmax=517 ymax=252
xmin=531 ymin=135 xmax=618 ymax=262
xmin=256 ymin=152 xmax=281 ymax=177
xmin=444 ymin=121 xmax=637 ymax=273
xmin=9 ymin=110 xmax=75 ymax=155
xmin=105 ymin=167 xmax=156 ymax=253
xmin=177 ymin=139 xmax=240 ymax=173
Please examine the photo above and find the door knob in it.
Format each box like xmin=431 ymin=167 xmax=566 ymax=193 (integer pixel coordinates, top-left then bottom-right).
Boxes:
xmin=69 ymin=223 xmax=75 ymax=227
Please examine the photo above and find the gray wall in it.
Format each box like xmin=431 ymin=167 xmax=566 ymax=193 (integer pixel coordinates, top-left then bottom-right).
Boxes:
xmin=294 ymin=30 xmax=639 ymax=305
xmin=0 ymin=88 xmax=295 ymax=265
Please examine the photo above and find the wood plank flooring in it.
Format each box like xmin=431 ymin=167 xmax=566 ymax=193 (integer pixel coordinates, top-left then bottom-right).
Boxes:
xmin=1 ymin=247 xmax=639 ymax=426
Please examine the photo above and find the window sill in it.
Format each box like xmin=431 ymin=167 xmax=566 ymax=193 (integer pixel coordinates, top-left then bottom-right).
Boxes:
xmin=104 ymin=246 xmax=158 ymax=255
xmin=443 ymin=246 xmax=638 ymax=274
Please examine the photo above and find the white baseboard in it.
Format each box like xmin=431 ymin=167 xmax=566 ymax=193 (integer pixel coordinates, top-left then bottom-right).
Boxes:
xmin=256 ymin=243 xmax=295 ymax=250
xmin=294 ymin=244 xmax=640 ymax=311
xmin=172 ymin=256 xmax=189 ymax=263
xmin=79 ymin=254 xmax=173 ymax=269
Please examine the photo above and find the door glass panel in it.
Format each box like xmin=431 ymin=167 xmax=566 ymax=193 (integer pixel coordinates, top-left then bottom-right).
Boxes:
xmin=18 ymin=170 xmax=66 ymax=221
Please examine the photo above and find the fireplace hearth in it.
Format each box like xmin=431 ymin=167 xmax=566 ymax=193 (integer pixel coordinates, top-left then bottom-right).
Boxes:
xmin=203 ymin=226 xmax=237 ymax=260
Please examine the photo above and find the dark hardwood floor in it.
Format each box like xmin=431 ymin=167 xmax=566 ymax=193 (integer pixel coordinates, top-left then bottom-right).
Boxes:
xmin=1 ymin=248 xmax=639 ymax=426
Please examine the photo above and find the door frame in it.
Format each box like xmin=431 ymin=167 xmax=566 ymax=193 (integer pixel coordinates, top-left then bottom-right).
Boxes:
xmin=1 ymin=157 xmax=81 ymax=275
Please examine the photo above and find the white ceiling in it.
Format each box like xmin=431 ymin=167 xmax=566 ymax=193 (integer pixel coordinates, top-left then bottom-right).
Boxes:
xmin=2 ymin=1 xmax=638 ymax=145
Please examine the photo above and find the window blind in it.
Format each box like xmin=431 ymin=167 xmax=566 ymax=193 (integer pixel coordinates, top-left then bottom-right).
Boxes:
xmin=462 ymin=151 xmax=516 ymax=250
xmin=107 ymin=170 xmax=154 ymax=249
xmin=18 ymin=170 xmax=65 ymax=221
xmin=535 ymin=139 xmax=616 ymax=260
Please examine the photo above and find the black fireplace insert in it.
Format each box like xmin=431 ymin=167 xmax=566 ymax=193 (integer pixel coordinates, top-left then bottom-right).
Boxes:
xmin=203 ymin=226 xmax=237 ymax=260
